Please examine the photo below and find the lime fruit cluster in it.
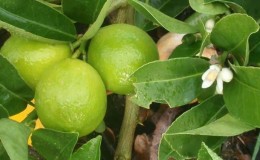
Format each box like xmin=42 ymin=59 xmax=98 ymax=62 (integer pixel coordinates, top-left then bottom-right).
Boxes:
xmin=88 ymin=24 xmax=159 ymax=95
xmin=0 ymin=35 xmax=71 ymax=89
xmin=1 ymin=35 xmax=107 ymax=137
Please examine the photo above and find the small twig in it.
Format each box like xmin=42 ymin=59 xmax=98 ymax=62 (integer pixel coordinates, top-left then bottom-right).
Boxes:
xmin=71 ymin=48 xmax=81 ymax=59
xmin=71 ymin=36 xmax=82 ymax=50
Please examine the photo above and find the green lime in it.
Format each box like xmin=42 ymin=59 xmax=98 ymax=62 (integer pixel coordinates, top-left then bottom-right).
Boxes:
xmin=88 ymin=24 xmax=158 ymax=95
xmin=35 ymin=59 xmax=107 ymax=137
xmin=0 ymin=35 xmax=72 ymax=89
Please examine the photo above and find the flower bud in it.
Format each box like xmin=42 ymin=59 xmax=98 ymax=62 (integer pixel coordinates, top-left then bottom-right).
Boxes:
xmin=220 ymin=68 xmax=233 ymax=82
xmin=205 ymin=19 xmax=215 ymax=33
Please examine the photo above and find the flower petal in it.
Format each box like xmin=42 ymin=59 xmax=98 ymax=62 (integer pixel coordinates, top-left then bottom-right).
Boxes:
xmin=216 ymin=75 xmax=223 ymax=94
xmin=202 ymin=68 xmax=211 ymax=80
xmin=202 ymin=79 xmax=214 ymax=88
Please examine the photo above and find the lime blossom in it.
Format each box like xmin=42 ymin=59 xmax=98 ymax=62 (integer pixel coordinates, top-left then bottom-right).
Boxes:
xmin=202 ymin=65 xmax=233 ymax=94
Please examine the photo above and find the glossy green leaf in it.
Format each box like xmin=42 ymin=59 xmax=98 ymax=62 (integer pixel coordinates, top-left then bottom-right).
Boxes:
xmin=189 ymin=0 xmax=229 ymax=15
xmin=224 ymin=65 xmax=260 ymax=127
xmin=182 ymin=114 xmax=254 ymax=136
xmin=62 ymin=0 xmax=106 ymax=24
xmin=71 ymin=135 xmax=102 ymax=160
xmin=31 ymin=128 xmax=78 ymax=160
xmin=211 ymin=13 xmax=259 ymax=65
xmin=132 ymin=58 xmax=209 ymax=108
xmin=0 ymin=118 xmax=30 ymax=160
xmin=204 ymin=0 xmax=246 ymax=13
xmin=197 ymin=142 xmax=222 ymax=160
xmin=0 ymin=0 xmax=76 ymax=42
xmin=129 ymin=0 xmax=197 ymax=34
xmin=159 ymin=95 xmax=226 ymax=159
xmin=170 ymin=41 xmax=201 ymax=58
xmin=0 ymin=55 xmax=34 ymax=116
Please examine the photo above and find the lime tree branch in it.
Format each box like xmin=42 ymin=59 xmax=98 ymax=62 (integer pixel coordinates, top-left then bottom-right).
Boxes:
xmin=114 ymin=95 xmax=140 ymax=160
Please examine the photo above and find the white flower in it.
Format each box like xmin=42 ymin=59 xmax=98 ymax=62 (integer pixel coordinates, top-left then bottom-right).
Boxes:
xmin=205 ymin=19 xmax=215 ymax=33
xmin=202 ymin=64 xmax=221 ymax=88
xmin=202 ymin=65 xmax=233 ymax=94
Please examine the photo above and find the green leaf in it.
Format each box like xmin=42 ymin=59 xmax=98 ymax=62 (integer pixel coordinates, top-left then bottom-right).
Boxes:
xmin=159 ymin=95 xmax=226 ymax=159
xmin=0 ymin=118 xmax=30 ymax=160
xmin=0 ymin=0 xmax=76 ymax=42
xmin=159 ymin=95 xmax=254 ymax=159
xmin=0 ymin=55 xmax=34 ymax=116
xmin=189 ymin=0 xmax=229 ymax=15
xmin=224 ymin=65 xmax=260 ymax=127
xmin=71 ymin=135 xmax=102 ymax=160
xmin=62 ymin=0 xmax=106 ymax=24
xmin=181 ymin=114 xmax=254 ymax=136
xmin=197 ymin=142 xmax=222 ymax=160
xmin=31 ymin=128 xmax=78 ymax=160
xmin=210 ymin=13 xmax=259 ymax=65
xmin=132 ymin=57 xmax=209 ymax=108
xmin=128 ymin=0 xmax=197 ymax=34
xmin=204 ymin=0 xmax=246 ymax=13
xmin=170 ymin=40 xmax=201 ymax=59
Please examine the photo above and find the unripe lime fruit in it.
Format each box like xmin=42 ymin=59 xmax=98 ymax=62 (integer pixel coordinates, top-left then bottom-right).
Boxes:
xmin=0 ymin=35 xmax=71 ymax=89
xmin=88 ymin=24 xmax=158 ymax=95
xmin=35 ymin=59 xmax=107 ymax=137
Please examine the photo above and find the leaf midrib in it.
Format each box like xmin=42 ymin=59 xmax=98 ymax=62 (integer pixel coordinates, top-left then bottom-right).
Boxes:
xmin=56 ymin=136 xmax=77 ymax=160
xmin=135 ymin=72 xmax=203 ymax=84
xmin=0 ymin=83 xmax=28 ymax=103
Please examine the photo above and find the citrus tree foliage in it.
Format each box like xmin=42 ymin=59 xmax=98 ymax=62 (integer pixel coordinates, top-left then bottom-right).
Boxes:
xmin=0 ymin=0 xmax=259 ymax=159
